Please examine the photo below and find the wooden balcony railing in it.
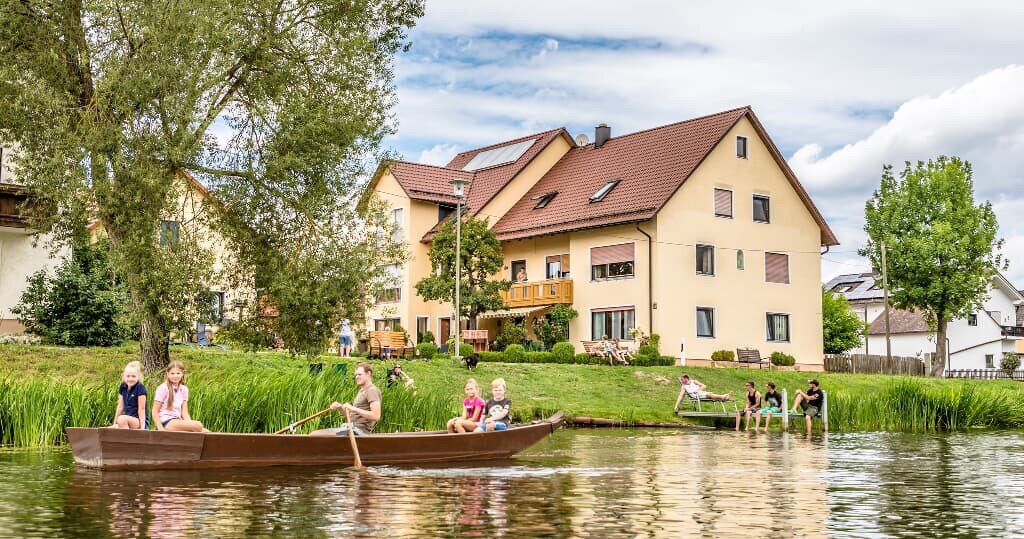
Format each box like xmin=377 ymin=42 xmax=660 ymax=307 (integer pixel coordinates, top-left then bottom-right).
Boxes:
xmin=500 ymin=278 xmax=573 ymax=308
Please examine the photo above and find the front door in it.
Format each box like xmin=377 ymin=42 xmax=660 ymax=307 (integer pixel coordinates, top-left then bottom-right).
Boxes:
xmin=439 ymin=317 xmax=451 ymax=345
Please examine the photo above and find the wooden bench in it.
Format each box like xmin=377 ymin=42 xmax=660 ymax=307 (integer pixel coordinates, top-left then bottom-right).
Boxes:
xmin=582 ymin=341 xmax=607 ymax=358
xmin=736 ymin=348 xmax=770 ymax=369
xmin=368 ymin=331 xmax=414 ymax=359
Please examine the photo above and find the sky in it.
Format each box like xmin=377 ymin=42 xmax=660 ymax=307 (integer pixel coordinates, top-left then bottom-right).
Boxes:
xmin=383 ymin=1 xmax=1024 ymax=287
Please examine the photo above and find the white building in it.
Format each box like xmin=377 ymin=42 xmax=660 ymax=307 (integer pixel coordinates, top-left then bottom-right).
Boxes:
xmin=825 ymin=272 xmax=1024 ymax=371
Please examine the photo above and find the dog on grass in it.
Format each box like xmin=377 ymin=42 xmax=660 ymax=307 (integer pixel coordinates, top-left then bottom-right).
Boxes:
xmin=463 ymin=353 xmax=479 ymax=370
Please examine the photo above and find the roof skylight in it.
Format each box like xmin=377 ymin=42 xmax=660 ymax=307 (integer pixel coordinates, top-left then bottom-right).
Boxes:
xmin=533 ymin=192 xmax=557 ymax=209
xmin=462 ymin=139 xmax=536 ymax=171
xmin=589 ymin=180 xmax=620 ymax=203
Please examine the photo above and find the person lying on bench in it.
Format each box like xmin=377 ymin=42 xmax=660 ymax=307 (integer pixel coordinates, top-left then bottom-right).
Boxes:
xmin=790 ymin=379 xmax=823 ymax=434
xmin=673 ymin=374 xmax=733 ymax=412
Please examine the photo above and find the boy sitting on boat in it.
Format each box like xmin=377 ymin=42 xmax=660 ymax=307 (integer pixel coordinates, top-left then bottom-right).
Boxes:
xmin=312 ymin=362 xmax=381 ymax=436
xmin=475 ymin=378 xmax=512 ymax=432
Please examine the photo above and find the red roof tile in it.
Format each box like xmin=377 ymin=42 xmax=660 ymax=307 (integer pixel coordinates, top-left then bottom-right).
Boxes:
xmin=868 ymin=309 xmax=931 ymax=335
xmin=387 ymin=162 xmax=472 ymax=205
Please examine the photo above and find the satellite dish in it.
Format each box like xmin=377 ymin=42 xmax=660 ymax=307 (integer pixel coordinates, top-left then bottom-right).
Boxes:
xmin=575 ymin=133 xmax=589 ymax=146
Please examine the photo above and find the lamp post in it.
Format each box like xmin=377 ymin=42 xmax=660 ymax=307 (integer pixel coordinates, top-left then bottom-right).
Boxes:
xmin=450 ymin=177 xmax=468 ymax=360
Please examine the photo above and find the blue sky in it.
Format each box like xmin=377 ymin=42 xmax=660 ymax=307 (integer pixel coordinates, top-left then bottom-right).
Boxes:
xmin=382 ymin=1 xmax=1024 ymax=285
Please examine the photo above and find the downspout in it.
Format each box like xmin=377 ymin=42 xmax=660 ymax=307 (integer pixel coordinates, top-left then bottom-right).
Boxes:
xmin=636 ymin=223 xmax=653 ymax=336
xmin=820 ymin=245 xmax=830 ymax=255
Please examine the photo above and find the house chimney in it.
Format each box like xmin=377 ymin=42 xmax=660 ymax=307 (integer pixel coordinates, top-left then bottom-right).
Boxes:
xmin=594 ymin=123 xmax=610 ymax=148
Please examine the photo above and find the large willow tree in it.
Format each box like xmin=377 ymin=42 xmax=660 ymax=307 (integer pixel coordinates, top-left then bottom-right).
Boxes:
xmin=0 ymin=0 xmax=421 ymax=370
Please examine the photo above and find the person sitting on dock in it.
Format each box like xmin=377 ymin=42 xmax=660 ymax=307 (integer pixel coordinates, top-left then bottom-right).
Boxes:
xmin=790 ymin=379 xmax=823 ymax=434
xmin=735 ymin=381 xmax=761 ymax=431
xmin=755 ymin=382 xmax=783 ymax=431
xmin=673 ymin=374 xmax=733 ymax=412
xmin=312 ymin=362 xmax=381 ymax=436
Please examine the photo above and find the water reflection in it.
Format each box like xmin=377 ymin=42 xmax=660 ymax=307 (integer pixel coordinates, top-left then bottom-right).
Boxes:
xmin=2 ymin=429 xmax=1024 ymax=537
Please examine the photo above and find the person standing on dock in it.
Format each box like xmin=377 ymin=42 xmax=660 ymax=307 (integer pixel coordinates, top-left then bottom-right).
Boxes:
xmin=312 ymin=363 xmax=381 ymax=436
xmin=735 ymin=382 xmax=761 ymax=431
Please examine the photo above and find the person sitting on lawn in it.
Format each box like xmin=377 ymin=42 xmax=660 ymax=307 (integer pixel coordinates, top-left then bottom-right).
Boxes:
xmin=755 ymin=381 xmax=783 ymax=431
xmin=735 ymin=381 xmax=761 ymax=431
xmin=386 ymin=363 xmax=414 ymax=389
xmin=791 ymin=379 xmax=823 ymax=434
xmin=673 ymin=374 xmax=733 ymax=412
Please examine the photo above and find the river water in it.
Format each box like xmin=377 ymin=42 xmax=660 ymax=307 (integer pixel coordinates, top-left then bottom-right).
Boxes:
xmin=1 ymin=429 xmax=1023 ymax=538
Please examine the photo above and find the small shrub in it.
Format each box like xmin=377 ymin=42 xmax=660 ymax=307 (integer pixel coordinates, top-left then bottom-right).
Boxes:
xmin=479 ymin=351 xmax=504 ymax=362
xmin=416 ymin=342 xmax=438 ymax=359
xmin=648 ymin=333 xmax=661 ymax=353
xmin=770 ymin=351 xmax=796 ymax=366
xmin=457 ymin=343 xmax=474 ymax=358
xmin=504 ymin=344 xmax=526 ymax=362
xmin=525 ymin=351 xmax=553 ymax=363
xmin=525 ymin=340 xmax=545 ymax=352
xmin=496 ymin=321 xmax=526 ymax=348
xmin=711 ymin=350 xmax=736 ymax=362
xmin=551 ymin=342 xmax=576 ymax=363
xmin=1001 ymin=353 xmax=1021 ymax=376
xmin=634 ymin=354 xmax=676 ymax=367
xmin=638 ymin=344 xmax=658 ymax=357
xmin=575 ymin=353 xmax=597 ymax=363
xmin=418 ymin=331 xmax=435 ymax=345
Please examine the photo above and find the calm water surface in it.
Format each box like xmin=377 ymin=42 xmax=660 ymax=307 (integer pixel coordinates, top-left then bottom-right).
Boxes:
xmin=2 ymin=429 xmax=1023 ymax=538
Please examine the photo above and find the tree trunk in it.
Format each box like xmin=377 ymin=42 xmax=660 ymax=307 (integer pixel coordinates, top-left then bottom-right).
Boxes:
xmin=932 ymin=317 xmax=948 ymax=377
xmin=139 ymin=307 xmax=170 ymax=374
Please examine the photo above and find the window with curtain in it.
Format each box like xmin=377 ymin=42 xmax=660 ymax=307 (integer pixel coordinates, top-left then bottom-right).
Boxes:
xmin=753 ymin=195 xmax=770 ymax=223
xmin=714 ymin=188 xmax=733 ymax=218
xmin=591 ymin=308 xmax=635 ymax=340
xmin=696 ymin=307 xmax=715 ymax=338
xmin=696 ymin=244 xmax=715 ymax=275
xmin=376 ymin=263 xmax=402 ymax=304
xmin=766 ymin=313 xmax=790 ymax=342
xmin=374 ymin=318 xmax=400 ymax=331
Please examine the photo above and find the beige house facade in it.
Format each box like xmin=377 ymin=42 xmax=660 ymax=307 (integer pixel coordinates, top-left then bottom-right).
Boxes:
xmin=364 ymin=107 xmax=837 ymax=368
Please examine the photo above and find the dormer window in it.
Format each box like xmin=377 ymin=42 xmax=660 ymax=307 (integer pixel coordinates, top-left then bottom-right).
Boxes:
xmin=590 ymin=180 xmax=620 ymax=203
xmin=533 ymin=192 xmax=557 ymax=209
xmin=736 ymin=136 xmax=748 ymax=159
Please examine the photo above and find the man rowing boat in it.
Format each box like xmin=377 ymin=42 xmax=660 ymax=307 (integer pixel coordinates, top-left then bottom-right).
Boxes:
xmin=311 ymin=362 xmax=381 ymax=436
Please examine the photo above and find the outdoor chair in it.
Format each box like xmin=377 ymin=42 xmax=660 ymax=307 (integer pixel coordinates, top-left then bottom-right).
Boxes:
xmin=685 ymin=393 xmax=738 ymax=414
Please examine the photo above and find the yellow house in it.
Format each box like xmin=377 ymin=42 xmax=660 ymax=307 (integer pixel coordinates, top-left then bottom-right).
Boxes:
xmin=364 ymin=107 xmax=838 ymax=368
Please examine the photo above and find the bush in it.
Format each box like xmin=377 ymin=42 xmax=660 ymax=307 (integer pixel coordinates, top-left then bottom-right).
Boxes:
xmin=533 ymin=304 xmax=578 ymax=349
xmin=551 ymin=342 xmax=575 ymax=362
xmin=496 ymin=321 xmax=526 ymax=349
xmin=457 ymin=343 xmax=474 ymax=358
xmin=648 ymin=333 xmax=661 ymax=353
xmin=524 ymin=351 xmax=552 ymax=363
xmin=479 ymin=351 xmax=505 ymax=362
xmin=711 ymin=350 xmax=736 ymax=362
xmin=504 ymin=344 xmax=526 ymax=362
xmin=416 ymin=342 xmax=438 ymax=359
xmin=1001 ymin=353 xmax=1021 ymax=376
xmin=638 ymin=344 xmax=658 ymax=357
xmin=770 ymin=351 xmax=796 ymax=366
xmin=634 ymin=354 xmax=676 ymax=367
xmin=417 ymin=331 xmax=435 ymax=345
xmin=215 ymin=320 xmax=276 ymax=352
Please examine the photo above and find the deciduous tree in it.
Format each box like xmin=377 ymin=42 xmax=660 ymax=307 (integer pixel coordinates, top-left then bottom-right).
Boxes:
xmin=821 ymin=288 xmax=868 ymax=355
xmin=861 ymin=157 xmax=1004 ymax=376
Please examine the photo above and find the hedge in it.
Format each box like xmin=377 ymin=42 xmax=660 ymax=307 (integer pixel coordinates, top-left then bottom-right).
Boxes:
xmin=470 ymin=350 xmax=674 ymax=366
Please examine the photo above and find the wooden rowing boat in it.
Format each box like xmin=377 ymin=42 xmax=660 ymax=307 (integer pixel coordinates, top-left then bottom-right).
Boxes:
xmin=66 ymin=412 xmax=564 ymax=470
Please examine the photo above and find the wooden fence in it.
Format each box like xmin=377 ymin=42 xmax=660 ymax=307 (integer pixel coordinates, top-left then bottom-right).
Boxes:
xmin=945 ymin=369 xmax=1024 ymax=381
xmin=824 ymin=354 xmax=927 ymax=376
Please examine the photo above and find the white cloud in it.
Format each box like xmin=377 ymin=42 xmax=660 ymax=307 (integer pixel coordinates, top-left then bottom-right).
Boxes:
xmin=417 ymin=143 xmax=462 ymax=166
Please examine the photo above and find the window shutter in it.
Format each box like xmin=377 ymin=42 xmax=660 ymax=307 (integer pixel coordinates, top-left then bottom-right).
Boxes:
xmin=714 ymin=188 xmax=732 ymax=217
xmin=765 ymin=253 xmax=789 ymax=284
xmin=562 ymin=254 xmax=570 ymax=272
xmin=591 ymin=243 xmax=634 ymax=265
xmin=545 ymin=255 xmax=561 ymax=264
xmin=592 ymin=305 xmax=635 ymax=313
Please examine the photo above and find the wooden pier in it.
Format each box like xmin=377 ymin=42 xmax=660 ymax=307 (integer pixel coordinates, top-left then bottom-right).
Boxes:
xmin=676 ymin=389 xmax=828 ymax=431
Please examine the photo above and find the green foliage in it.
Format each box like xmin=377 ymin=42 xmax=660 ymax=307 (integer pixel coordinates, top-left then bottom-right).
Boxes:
xmin=862 ymin=157 xmax=1004 ymax=375
xmin=770 ymin=352 xmax=796 ymax=366
xmin=415 ymin=216 xmax=511 ymax=323
xmin=213 ymin=320 xmax=276 ymax=352
xmin=417 ymin=331 xmax=435 ymax=345
xmin=416 ymin=342 xmax=438 ymax=360
xmin=822 ymin=289 xmax=870 ymax=354
xmin=711 ymin=350 xmax=736 ymax=362
xmin=649 ymin=333 xmax=661 ymax=353
xmin=12 ymin=240 xmax=132 ymax=346
xmin=504 ymin=344 xmax=526 ymax=362
xmin=0 ymin=0 xmax=424 ymax=370
xmin=532 ymin=305 xmax=579 ymax=349
xmin=458 ymin=343 xmax=474 ymax=359
xmin=551 ymin=342 xmax=576 ymax=362
xmin=638 ymin=344 xmax=658 ymax=357
xmin=496 ymin=321 xmax=527 ymax=349
xmin=634 ymin=355 xmax=676 ymax=367
xmin=1001 ymin=353 xmax=1021 ymax=376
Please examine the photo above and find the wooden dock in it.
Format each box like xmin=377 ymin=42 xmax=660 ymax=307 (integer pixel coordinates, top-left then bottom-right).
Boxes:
xmin=676 ymin=389 xmax=828 ymax=431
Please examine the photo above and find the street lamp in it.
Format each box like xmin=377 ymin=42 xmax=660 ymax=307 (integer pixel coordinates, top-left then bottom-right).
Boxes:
xmin=450 ymin=177 xmax=468 ymax=360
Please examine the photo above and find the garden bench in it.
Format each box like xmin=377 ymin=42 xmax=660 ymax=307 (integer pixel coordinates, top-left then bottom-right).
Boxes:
xmin=736 ymin=348 xmax=770 ymax=369
xmin=582 ymin=341 xmax=607 ymax=358
xmin=368 ymin=331 xmax=414 ymax=359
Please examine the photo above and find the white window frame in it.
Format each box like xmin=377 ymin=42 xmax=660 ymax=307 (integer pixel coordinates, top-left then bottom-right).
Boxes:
xmin=766 ymin=312 xmax=791 ymax=343
xmin=695 ymin=243 xmax=716 ymax=276
xmin=416 ymin=315 xmax=429 ymax=338
xmin=985 ymin=354 xmax=995 ymax=369
xmin=590 ymin=304 xmax=636 ymax=342
xmin=764 ymin=251 xmax=791 ymax=285
xmin=713 ymin=186 xmax=734 ymax=219
xmin=696 ymin=306 xmax=716 ymax=339
xmin=753 ymin=193 xmax=771 ymax=224
xmin=736 ymin=135 xmax=749 ymax=159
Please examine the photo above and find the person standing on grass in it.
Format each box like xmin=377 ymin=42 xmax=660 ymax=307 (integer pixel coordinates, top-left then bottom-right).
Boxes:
xmin=338 ymin=318 xmax=353 ymax=358
xmin=790 ymin=379 xmax=823 ymax=434
xmin=756 ymin=382 xmax=783 ymax=431
xmin=735 ymin=381 xmax=761 ymax=431
xmin=153 ymin=361 xmax=207 ymax=432
xmin=673 ymin=374 xmax=733 ymax=412
xmin=111 ymin=361 xmax=148 ymax=430
xmin=447 ymin=379 xmax=486 ymax=433
xmin=475 ymin=378 xmax=512 ymax=432
xmin=313 ymin=362 xmax=382 ymax=436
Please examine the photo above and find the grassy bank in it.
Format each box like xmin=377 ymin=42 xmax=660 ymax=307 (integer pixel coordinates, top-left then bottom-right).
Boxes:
xmin=2 ymin=344 xmax=1023 ymax=446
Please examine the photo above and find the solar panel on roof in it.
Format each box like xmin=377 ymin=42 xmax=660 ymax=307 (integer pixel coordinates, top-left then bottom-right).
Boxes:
xmin=462 ymin=139 xmax=536 ymax=171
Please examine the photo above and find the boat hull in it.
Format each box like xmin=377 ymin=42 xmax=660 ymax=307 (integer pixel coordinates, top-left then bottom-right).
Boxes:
xmin=66 ymin=412 xmax=563 ymax=470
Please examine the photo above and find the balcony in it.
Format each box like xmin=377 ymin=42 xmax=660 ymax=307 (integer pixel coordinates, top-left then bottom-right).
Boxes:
xmin=0 ymin=183 xmax=31 ymax=229
xmin=1002 ymin=326 xmax=1024 ymax=337
xmin=501 ymin=278 xmax=573 ymax=308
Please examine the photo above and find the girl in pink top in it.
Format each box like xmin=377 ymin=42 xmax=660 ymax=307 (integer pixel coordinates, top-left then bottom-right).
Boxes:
xmin=152 ymin=361 xmax=207 ymax=432
xmin=446 ymin=378 xmax=486 ymax=433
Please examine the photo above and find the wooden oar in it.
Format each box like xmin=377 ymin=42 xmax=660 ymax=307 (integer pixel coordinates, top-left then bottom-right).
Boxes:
xmin=343 ymin=408 xmax=364 ymax=470
xmin=274 ymin=407 xmax=333 ymax=435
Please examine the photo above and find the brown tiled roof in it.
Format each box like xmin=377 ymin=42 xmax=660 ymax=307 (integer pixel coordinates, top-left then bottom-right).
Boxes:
xmin=868 ymin=309 xmax=930 ymax=335
xmin=388 ymin=161 xmax=472 ymax=205
xmin=490 ymin=107 xmax=838 ymax=245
